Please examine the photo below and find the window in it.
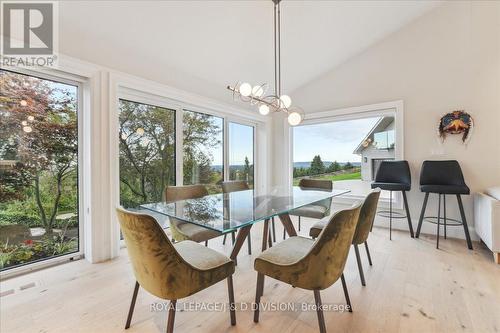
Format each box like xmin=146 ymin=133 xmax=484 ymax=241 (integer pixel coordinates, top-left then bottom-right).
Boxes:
xmin=228 ymin=122 xmax=254 ymax=187
xmin=183 ymin=110 xmax=223 ymax=193
xmin=118 ymin=99 xmax=176 ymax=208
xmin=0 ymin=69 xmax=80 ymax=271
xmin=293 ymin=115 xmax=395 ymax=199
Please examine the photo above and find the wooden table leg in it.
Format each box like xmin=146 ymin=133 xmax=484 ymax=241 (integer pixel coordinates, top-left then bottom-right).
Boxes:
xmin=279 ymin=213 xmax=298 ymax=237
xmin=230 ymin=225 xmax=252 ymax=261
xmin=262 ymin=219 xmax=270 ymax=251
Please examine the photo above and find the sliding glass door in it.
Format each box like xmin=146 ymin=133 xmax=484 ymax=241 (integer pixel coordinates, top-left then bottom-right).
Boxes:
xmin=0 ymin=70 xmax=80 ymax=271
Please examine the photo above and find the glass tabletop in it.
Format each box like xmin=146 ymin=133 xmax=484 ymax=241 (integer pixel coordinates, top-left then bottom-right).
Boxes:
xmin=140 ymin=186 xmax=350 ymax=233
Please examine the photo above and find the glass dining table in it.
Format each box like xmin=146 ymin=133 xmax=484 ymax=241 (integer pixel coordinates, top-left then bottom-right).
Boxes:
xmin=141 ymin=185 xmax=350 ymax=260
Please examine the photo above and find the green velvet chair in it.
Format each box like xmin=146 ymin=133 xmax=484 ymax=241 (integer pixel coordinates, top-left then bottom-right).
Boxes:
xmin=288 ymin=179 xmax=333 ymax=238
xmin=310 ymin=189 xmax=381 ymax=286
xmin=116 ymin=208 xmax=236 ymax=333
xmin=253 ymin=203 xmax=362 ymax=333
xmin=165 ymin=185 xmax=222 ymax=245
xmin=221 ymin=181 xmax=254 ymax=254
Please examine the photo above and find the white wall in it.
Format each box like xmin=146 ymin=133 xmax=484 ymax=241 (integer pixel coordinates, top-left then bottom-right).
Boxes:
xmin=274 ymin=1 xmax=500 ymax=238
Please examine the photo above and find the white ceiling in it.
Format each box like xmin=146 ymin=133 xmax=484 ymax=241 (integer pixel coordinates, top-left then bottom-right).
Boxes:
xmin=59 ymin=0 xmax=439 ymax=107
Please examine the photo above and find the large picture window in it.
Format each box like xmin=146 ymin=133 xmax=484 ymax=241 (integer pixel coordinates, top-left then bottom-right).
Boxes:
xmin=183 ymin=110 xmax=224 ymax=194
xmin=293 ymin=115 xmax=395 ymax=199
xmin=0 ymin=70 xmax=80 ymax=271
xmin=118 ymin=99 xmax=176 ymax=209
xmin=228 ymin=122 xmax=254 ymax=187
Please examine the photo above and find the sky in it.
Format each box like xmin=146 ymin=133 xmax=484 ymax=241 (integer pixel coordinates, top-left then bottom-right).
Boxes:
xmin=206 ymin=121 xmax=254 ymax=166
xmin=293 ymin=116 xmax=381 ymax=163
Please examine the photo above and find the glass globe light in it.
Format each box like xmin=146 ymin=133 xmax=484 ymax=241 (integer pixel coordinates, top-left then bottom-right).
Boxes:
xmin=27 ymin=115 xmax=35 ymax=121
xmin=20 ymin=100 xmax=28 ymax=107
xmin=136 ymin=127 xmax=145 ymax=136
xmin=239 ymin=82 xmax=252 ymax=97
xmin=21 ymin=120 xmax=28 ymax=126
xmin=23 ymin=126 xmax=33 ymax=133
xmin=252 ymin=85 xmax=264 ymax=97
xmin=288 ymin=112 xmax=302 ymax=126
xmin=279 ymin=95 xmax=292 ymax=108
xmin=259 ymin=104 xmax=270 ymax=115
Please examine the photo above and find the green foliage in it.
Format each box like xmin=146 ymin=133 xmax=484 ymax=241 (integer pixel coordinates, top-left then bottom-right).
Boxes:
xmin=0 ymin=234 xmax=78 ymax=270
xmin=326 ymin=161 xmax=341 ymax=173
xmin=310 ymin=155 xmax=325 ymax=175
xmin=344 ymin=161 xmax=353 ymax=170
xmin=0 ymin=70 xmax=79 ymax=233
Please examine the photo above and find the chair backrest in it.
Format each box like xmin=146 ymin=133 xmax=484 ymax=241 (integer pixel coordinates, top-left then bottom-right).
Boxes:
xmin=165 ymin=185 xmax=208 ymax=203
xmin=298 ymin=178 xmax=333 ymax=213
xmin=302 ymin=203 xmax=361 ymax=290
xmin=374 ymin=160 xmax=411 ymax=185
xmin=352 ymin=189 xmax=381 ymax=244
xmin=222 ymin=180 xmax=249 ymax=193
xmin=298 ymin=178 xmax=333 ymax=190
xmin=420 ymin=160 xmax=466 ymax=186
xmin=116 ymin=207 xmax=194 ymax=300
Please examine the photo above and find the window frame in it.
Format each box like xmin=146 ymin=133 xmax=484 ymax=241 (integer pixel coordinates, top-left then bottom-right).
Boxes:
xmin=0 ymin=68 xmax=85 ymax=277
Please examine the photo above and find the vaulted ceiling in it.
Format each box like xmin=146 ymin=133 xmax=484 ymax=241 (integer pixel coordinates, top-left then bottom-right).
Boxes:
xmin=59 ymin=0 xmax=440 ymax=108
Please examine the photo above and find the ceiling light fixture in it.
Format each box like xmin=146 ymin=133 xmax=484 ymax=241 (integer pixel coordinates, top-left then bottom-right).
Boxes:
xmin=227 ymin=0 xmax=304 ymax=126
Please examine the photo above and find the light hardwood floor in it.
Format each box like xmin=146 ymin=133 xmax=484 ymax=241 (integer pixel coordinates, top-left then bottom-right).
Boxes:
xmin=1 ymin=218 xmax=499 ymax=333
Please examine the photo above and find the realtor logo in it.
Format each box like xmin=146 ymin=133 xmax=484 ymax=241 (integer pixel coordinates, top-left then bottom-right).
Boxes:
xmin=1 ymin=1 xmax=58 ymax=67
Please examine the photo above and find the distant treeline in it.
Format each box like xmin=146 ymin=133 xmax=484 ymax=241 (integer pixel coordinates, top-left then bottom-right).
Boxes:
xmin=293 ymin=155 xmax=358 ymax=178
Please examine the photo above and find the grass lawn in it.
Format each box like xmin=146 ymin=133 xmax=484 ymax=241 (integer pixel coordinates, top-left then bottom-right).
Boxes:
xmin=293 ymin=171 xmax=361 ymax=186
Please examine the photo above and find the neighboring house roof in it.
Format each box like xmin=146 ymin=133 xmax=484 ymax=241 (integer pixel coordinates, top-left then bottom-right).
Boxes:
xmin=353 ymin=117 xmax=394 ymax=155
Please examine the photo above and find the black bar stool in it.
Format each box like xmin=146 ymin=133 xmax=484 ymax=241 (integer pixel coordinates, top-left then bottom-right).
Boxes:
xmin=371 ymin=160 xmax=415 ymax=240
xmin=415 ymin=160 xmax=473 ymax=250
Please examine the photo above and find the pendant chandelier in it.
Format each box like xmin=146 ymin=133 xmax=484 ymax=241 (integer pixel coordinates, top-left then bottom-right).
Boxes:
xmin=227 ymin=0 xmax=304 ymax=126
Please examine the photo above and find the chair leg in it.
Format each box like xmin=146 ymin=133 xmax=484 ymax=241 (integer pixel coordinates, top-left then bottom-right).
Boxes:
xmin=223 ymin=234 xmax=227 ymax=245
xmin=416 ymin=193 xmax=429 ymax=238
xmin=353 ymin=244 xmax=366 ymax=286
xmin=364 ymin=241 xmax=372 ymax=266
xmin=227 ymin=276 xmax=236 ymax=325
xmin=457 ymin=194 xmax=473 ymax=250
xmin=340 ymin=273 xmax=353 ymax=312
xmin=298 ymin=216 xmax=301 ymax=231
xmin=254 ymin=273 xmax=265 ymax=323
xmin=402 ymin=191 xmax=415 ymax=238
xmin=283 ymin=227 xmax=286 ymax=240
xmin=389 ymin=190 xmax=393 ymax=240
xmin=313 ymin=290 xmax=327 ymax=333
xmin=231 ymin=231 xmax=236 ymax=245
xmin=166 ymin=300 xmax=177 ymax=333
xmin=436 ymin=194 xmax=441 ymax=249
xmin=125 ymin=281 xmax=140 ymax=329
xmin=443 ymin=194 xmax=447 ymax=239
xmin=205 ymin=240 xmax=208 ymax=247
xmin=271 ymin=218 xmax=276 ymax=242
xmin=247 ymin=232 xmax=252 ymax=255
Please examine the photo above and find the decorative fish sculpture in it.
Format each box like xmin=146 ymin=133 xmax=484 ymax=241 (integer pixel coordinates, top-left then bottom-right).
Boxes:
xmin=438 ymin=110 xmax=473 ymax=144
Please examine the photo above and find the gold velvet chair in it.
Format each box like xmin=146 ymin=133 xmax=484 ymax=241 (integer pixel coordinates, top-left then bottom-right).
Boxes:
xmin=310 ymin=189 xmax=381 ymax=286
xmin=253 ymin=203 xmax=362 ymax=333
xmin=221 ymin=181 xmax=253 ymax=254
xmin=165 ymin=185 xmax=222 ymax=245
xmin=116 ymin=208 xmax=236 ymax=333
xmin=288 ymin=178 xmax=333 ymax=238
